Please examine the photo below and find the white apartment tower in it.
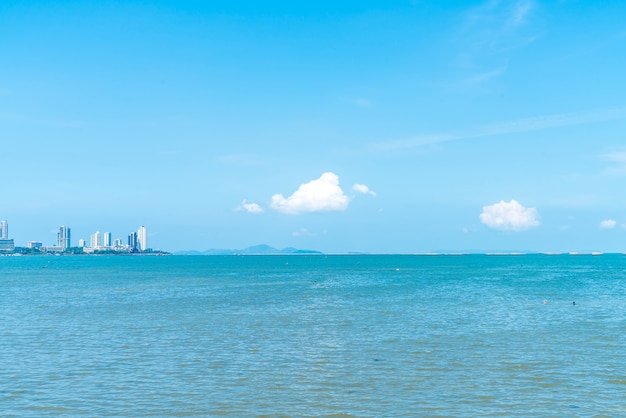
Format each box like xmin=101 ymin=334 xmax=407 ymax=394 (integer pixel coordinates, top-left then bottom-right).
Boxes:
xmin=57 ymin=226 xmax=71 ymax=249
xmin=138 ymin=226 xmax=148 ymax=251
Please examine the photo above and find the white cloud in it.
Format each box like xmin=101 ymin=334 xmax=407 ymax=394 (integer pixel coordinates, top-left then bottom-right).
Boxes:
xmin=271 ymin=172 xmax=350 ymax=215
xmin=599 ymin=219 xmax=617 ymax=229
xmin=480 ymin=200 xmax=540 ymax=231
xmin=236 ymin=199 xmax=264 ymax=214
xmin=352 ymin=183 xmax=376 ymax=197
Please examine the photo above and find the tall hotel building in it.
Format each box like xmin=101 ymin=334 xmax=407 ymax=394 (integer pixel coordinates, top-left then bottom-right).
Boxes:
xmin=138 ymin=226 xmax=148 ymax=251
xmin=90 ymin=231 xmax=102 ymax=249
xmin=0 ymin=220 xmax=14 ymax=251
xmin=57 ymin=226 xmax=71 ymax=249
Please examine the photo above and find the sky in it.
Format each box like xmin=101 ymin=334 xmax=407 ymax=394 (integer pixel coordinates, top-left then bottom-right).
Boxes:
xmin=2 ymin=0 xmax=626 ymax=253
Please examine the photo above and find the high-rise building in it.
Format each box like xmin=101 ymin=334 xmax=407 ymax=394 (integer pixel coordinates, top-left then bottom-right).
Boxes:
xmin=103 ymin=232 xmax=112 ymax=248
xmin=0 ymin=220 xmax=8 ymax=240
xmin=138 ymin=226 xmax=148 ymax=251
xmin=90 ymin=231 xmax=101 ymax=249
xmin=78 ymin=239 xmax=86 ymax=248
xmin=57 ymin=226 xmax=71 ymax=249
xmin=128 ymin=232 xmax=138 ymax=249
xmin=0 ymin=220 xmax=14 ymax=251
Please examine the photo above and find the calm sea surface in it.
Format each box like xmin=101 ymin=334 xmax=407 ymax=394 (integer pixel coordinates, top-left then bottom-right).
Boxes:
xmin=1 ymin=254 xmax=626 ymax=416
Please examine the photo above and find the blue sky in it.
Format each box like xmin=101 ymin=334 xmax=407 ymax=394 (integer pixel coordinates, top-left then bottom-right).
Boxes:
xmin=2 ymin=0 xmax=626 ymax=253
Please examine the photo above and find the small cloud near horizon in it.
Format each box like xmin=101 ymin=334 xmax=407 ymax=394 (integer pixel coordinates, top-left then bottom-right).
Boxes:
xmin=292 ymin=228 xmax=318 ymax=237
xmin=236 ymin=199 xmax=264 ymax=214
xmin=352 ymin=183 xmax=376 ymax=197
xmin=480 ymin=199 xmax=540 ymax=231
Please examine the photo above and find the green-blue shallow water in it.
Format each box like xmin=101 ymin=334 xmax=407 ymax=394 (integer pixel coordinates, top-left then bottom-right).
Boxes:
xmin=1 ymin=254 xmax=626 ymax=416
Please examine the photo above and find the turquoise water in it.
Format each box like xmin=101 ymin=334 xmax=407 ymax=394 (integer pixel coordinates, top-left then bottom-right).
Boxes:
xmin=1 ymin=254 xmax=626 ymax=416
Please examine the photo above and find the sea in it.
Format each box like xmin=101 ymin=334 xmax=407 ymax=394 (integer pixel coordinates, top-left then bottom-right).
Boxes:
xmin=1 ymin=254 xmax=626 ymax=417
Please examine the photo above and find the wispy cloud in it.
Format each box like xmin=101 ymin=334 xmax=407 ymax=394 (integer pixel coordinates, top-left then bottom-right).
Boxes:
xmin=348 ymin=98 xmax=373 ymax=108
xmin=218 ymin=154 xmax=263 ymax=165
xmin=602 ymin=151 xmax=626 ymax=163
xmin=157 ymin=150 xmax=180 ymax=157
xmin=509 ymin=1 xmax=534 ymax=28
xmin=0 ymin=111 xmax=85 ymax=128
xmin=547 ymin=195 xmax=598 ymax=208
xmin=599 ymin=219 xmax=617 ymax=229
xmin=372 ymin=107 xmax=626 ymax=152
xmin=49 ymin=119 xmax=85 ymax=129
xmin=462 ymin=67 xmax=508 ymax=87
xmin=602 ymin=150 xmax=626 ymax=176
xmin=456 ymin=0 xmax=538 ymax=86
xmin=464 ymin=0 xmax=536 ymax=43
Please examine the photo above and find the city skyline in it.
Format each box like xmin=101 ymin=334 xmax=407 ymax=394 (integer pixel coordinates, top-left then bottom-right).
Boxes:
xmin=0 ymin=220 xmax=151 ymax=252
xmin=3 ymin=1 xmax=626 ymax=253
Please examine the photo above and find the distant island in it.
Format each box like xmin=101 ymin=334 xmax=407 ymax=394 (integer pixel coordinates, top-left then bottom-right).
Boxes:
xmin=174 ymin=244 xmax=323 ymax=256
